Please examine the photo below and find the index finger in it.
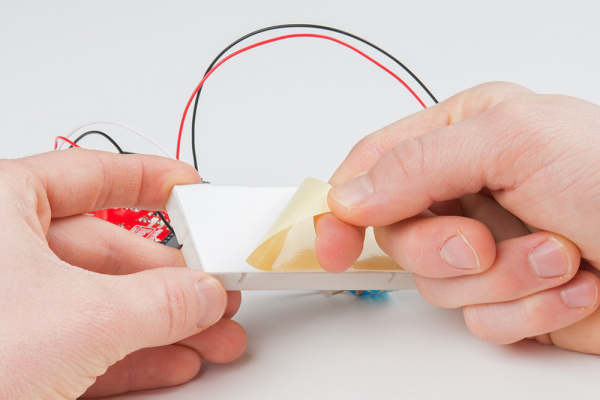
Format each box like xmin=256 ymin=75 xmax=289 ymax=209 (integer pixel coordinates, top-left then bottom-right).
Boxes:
xmin=315 ymin=82 xmax=533 ymax=272
xmin=329 ymin=81 xmax=534 ymax=185
xmin=18 ymin=148 xmax=201 ymax=219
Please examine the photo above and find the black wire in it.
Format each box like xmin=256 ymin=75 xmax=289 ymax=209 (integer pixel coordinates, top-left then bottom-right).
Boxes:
xmin=67 ymin=131 xmax=176 ymax=237
xmin=71 ymin=130 xmax=126 ymax=154
xmin=155 ymin=211 xmax=175 ymax=232
xmin=190 ymin=23 xmax=439 ymax=170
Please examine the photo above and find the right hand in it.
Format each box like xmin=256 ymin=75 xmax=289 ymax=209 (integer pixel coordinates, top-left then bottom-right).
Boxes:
xmin=316 ymin=82 xmax=600 ymax=353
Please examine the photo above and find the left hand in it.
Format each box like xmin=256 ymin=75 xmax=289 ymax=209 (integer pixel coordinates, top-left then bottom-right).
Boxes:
xmin=0 ymin=149 xmax=246 ymax=399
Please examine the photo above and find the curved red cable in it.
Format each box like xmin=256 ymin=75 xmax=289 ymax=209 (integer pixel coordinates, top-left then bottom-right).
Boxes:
xmin=177 ymin=33 xmax=428 ymax=160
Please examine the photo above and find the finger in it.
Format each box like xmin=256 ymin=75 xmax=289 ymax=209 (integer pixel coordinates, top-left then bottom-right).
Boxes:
xmin=224 ymin=290 xmax=242 ymax=319
xmin=314 ymin=213 xmax=365 ymax=273
xmin=463 ymin=270 xmax=600 ymax=345
xmin=92 ymin=267 xmax=229 ymax=361
xmin=316 ymin=83 xmax=533 ymax=270
xmin=315 ymin=192 xmax=527 ymax=274
xmin=17 ymin=149 xmax=201 ymax=221
xmin=313 ymin=198 xmax=465 ymax=274
xmin=416 ymin=232 xmax=580 ymax=308
xmin=329 ymin=81 xmax=534 ymax=185
xmin=47 ymin=214 xmax=186 ymax=274
xmin=547 ymin=294 xmax=600 ymax=354
xmin=81 ymin=345 xmax=201 ymax=398
xmin=178 ymin=318 xmax=247 ymax=364
xmin=460 ymin=193 xmax=530 ymax=242
xmin=83 ymin=320 xmax=247 ymax=397
xmin=317 ymin=82 xmax=532 ymax=272
xmin=327 ymin=85 xmax=554 ymax=228
xmin=48 ymin=215 xmax=244 ymax=318
xmin=374 ymin=214 xmax=496 ymax=278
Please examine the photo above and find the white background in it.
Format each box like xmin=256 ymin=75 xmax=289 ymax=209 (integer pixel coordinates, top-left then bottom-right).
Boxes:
xmin=2 ymin=1 xmax=600 ymax=399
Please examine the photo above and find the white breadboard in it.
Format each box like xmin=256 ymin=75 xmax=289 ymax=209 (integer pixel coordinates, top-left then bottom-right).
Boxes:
xmin=166 ymin=184 xmax=415 ymax=290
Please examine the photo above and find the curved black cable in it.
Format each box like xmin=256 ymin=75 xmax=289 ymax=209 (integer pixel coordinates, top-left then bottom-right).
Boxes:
xmin=190 ymin=24 xmax=439 ymax=170
xmin=71 ymin=130 xmax=126 ymax=154
xmin=155 ymin=211 xmax=175 ymax=232
xmin=69 ymin=130 xmax=175 ymax=237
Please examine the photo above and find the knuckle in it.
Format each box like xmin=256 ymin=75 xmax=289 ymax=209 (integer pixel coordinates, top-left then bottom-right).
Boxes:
xmin=418 ymin=290 xmax=448 ymax=308
xmin=414 ymin=276 xmax=459 ymax=309
xmin=348 ymin=135 xmax=386 ymax=167
xmin=463 ymin=304 xmax=522 ymax=345
xmin=477 ymin=81 xmax=533 ymax=97
xmin=0 ymin=160 xmax=48 ymax=223
xmin=462 ymin=305 xmax=501 ymax=343
xmin=391 ymin=136 xmax=427 ymax=185
xmin=480 ymin=99 xmax=552 ymax=189
xmin=332 ymin=135 xmax=386 ymax=184
xmin=485 ymin=98 xmax=537 ymax=129
xmin=446 ymin=81 xmax=535 ymax=125
xmin=156 ymin=277 xmax=190 ymax=340
xmin=0 ymin=159 xmax=37 ymax=191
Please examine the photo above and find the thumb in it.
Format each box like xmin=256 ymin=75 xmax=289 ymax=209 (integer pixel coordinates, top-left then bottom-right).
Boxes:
xmin=100 ymin=267 xmax=227 ymax=354
xmin=327 ymin=81 xmax=534 ymax=186
xmin=327 ymin=96 xmax=543 ymax=227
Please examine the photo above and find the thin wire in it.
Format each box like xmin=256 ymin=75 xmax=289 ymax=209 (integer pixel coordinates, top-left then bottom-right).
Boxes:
xmin=155 ymin=211 xmax=175 ymax=232
xmin=60 ymin=121 xmax=174 ymax=158
xmin=55 ymin=136 xmax=80 ymax=149
xmin=190 ymin=24 xmax=439 ymax=170
xmin=56 ymin=132 xmax=175 ymax=237
xmin=177 ymin=33 xmax=428 ymax=161
xmin=71 ymin=130 xmax=126 ymax=154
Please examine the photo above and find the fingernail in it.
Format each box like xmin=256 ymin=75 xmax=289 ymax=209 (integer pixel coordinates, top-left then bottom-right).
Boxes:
xmin=529 ymin=238 xmax=571 ymax=279
xmin=561 ymin=277 xmax=598 ymax=308
xmin=195 ymin=277 xmax=227 ymax=328
xmin=440 ymin=233 xmax=480 ymax=270
xmin=330 ymin=174 xmax=374 ymax=209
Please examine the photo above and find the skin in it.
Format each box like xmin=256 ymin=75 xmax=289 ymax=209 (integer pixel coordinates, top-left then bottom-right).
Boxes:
xmin=4 ymin=81 xmax=600 ymax=396
xmin=0 ymin=150 xmax=247 ymax=399
xmin=315 ymin=81 xmax=600 ymax=353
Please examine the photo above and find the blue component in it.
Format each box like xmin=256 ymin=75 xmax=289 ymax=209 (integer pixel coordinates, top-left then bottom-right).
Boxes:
xmin=349 ymin=290 xmax=392 ymax=297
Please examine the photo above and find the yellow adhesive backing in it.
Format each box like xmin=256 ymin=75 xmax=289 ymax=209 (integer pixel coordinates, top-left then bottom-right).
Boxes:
xmin=246 ymin=177 xmax=404 ymax=271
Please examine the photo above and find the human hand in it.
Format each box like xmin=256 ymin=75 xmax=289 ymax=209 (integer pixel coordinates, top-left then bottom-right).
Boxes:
xmin=0 ymin=149 xmax=246 ymax=399
xmin=315 ymin=82 xmax=600 ymax=353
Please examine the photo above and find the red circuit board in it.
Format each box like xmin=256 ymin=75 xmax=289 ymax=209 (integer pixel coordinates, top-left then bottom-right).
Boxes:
xmin=88 ymin=208 xmax=179 ymax=247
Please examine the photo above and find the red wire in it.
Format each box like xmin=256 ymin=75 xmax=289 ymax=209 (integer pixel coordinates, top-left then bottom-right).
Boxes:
xmin=54 ymin=136 xmax=80 ymax=150
xmin=177 ymin=33 xmax=429 ymax=160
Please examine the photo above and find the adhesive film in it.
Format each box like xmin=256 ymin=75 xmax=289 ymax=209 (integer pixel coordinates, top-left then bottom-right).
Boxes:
xmin=246 ymin=178 xmax=404 ymax=271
